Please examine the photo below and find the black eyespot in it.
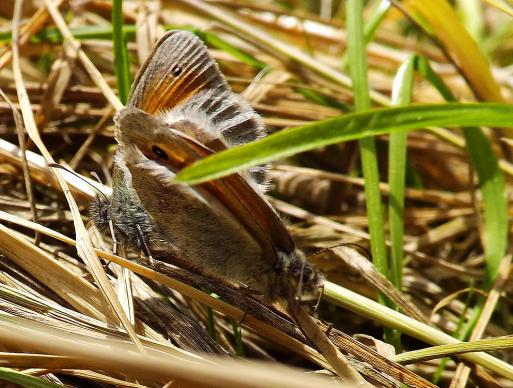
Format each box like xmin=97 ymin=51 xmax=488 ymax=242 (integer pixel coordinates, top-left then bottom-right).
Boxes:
xmin=152 ymin=145 xmax=169 ymax=160
xmin=171 ymin=64 xmax=182 ymax=77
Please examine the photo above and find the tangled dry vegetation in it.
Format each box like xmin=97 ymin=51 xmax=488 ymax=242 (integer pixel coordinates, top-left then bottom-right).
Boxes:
xmin=0 ymin=0 xmax=513 ymax=387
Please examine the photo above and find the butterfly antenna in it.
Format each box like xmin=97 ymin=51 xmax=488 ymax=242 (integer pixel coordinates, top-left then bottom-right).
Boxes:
xmin=136 ymin=224 xmax=155 ymax=266
xmin=308 ymin=244 xmax=370 ymax=314
xmin=48 ymin=163 xmax=109 ymax=202
xmin=238 ymin=309 xmax=249 ymax=326
xmin=108 ymin=219 xmax=119 ymax=255
xmin=325 ymin=322 xmax=333 ymax=337
xmin=89 ymin=171 xmax=110 ymax=202
xmin=308 ymin=242 xmax=371 ymax=261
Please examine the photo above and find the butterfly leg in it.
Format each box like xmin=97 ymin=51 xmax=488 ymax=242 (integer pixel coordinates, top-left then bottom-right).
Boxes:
xmin=313 ymin=283 xmax=325 ymax=315
xmin=294 ymin=260 xmax=307 ymax=303
xmin=238 ymin=308 xmax=249 ymax=326
xmin=136 ymin=224 xmax=155 ymax=266
xmin=325 ymin=322 xmax=333 ymax=337
xmin=108 ymin=219 xmax=119 ymax=256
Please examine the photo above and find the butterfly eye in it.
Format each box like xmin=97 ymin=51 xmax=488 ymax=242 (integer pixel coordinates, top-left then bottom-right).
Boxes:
xmin=171 ymin=64 xmax=182 ymax=77
xmin=152 ymin=145 xmax=169 ymax=160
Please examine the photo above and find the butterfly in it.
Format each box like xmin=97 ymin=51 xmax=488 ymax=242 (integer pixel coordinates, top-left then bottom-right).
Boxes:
xmin=90 ymin=30 xmax=322 ymax=304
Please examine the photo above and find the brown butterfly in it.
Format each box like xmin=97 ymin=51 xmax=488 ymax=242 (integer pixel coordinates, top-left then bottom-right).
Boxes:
xmin=90 ymin=30 xmax=322 ymax=304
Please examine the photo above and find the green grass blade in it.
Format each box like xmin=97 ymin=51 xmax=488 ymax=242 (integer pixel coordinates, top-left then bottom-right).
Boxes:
xmin=32 ymin=25 xmax=137 ymax=42
xmin=346 ymin=0 xmax=402 ymax=351
xmin=346 ymin=0 xmax=389 ymax=285
xmin=414 ymin=56 xmax=509 ymax=382
xmin=20 ymin=23 xmax=267 ymax=73
xmin=363 ymin=0 xmax=392 ymax=43
xmin=394 ymin=335 xmax=513 ymax=364
xmin=206 ymin=305 xmax=217 ymax=341
xmin=231 ymin=319 xmax=245 ymax=357
xmin=341 ymin=0 xmax=391 ymax=69
xmin=202 ymin=31 xmax=267 ymax=71
xmin=456 ymin=0 xmax=484 ymax=43
xmin=293 ymin=84 xmax=351 ymax=112
xmin=180 ymin=27 xmax=268 ymax=71
xmin=414 ymin=57 xmax=508 ymax=286
xmin=324 ymin=281 xmax=513 ymax=380
xmin=176 ymin=103 xmax=513 ymax=184
xmin=112 ymin=0 xmax=131 ymax=105
xmin=346 ymin=0 xmax=371 ymax=113
xmin=388 ymin=56 xmax=415 ymax=289
xmin=0 ymin=367 xmax=61 ymax=388
xmin=414 ymin=56 xmax=454 ymax=101
xmin=463 ymin=131 xmax=508 ymax=284
xmin=346 ymin=0 xmax=400 ymax=348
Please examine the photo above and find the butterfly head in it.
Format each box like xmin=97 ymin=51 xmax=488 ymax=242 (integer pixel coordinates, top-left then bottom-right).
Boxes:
xmin=273 ymin=249 xmax=324 ymax=302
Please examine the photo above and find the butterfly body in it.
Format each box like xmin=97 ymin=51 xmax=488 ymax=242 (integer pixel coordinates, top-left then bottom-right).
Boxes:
xmin=90 ymin=30 xmax=321 ymax=302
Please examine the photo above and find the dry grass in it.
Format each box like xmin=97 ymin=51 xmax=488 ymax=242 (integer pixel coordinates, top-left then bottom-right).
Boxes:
xmin=0 ymin=0 xmax=512 ymax=387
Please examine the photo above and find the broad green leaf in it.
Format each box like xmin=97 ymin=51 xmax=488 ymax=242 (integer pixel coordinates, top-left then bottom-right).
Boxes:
xmin=176 ymin=103 xmax=513 ymax=184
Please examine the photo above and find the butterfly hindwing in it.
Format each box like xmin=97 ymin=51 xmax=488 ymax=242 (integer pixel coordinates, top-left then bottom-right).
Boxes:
xmin=158 ymin=88 xmax=268 ymax=187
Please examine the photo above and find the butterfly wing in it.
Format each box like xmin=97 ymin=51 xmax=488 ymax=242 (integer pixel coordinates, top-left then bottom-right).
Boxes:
xmin=127 ymin=30 xmax=267 ymax=185
xmin=116 ymin=32 xmax=296 ymax=276
xmin=117 ymin=108 xmax=295 ymax=265
xmin=128 ymin=30 xmax=228 ymax=114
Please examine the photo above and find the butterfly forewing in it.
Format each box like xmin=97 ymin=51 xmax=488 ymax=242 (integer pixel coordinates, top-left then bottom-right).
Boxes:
xmin=128 ymin=30 xmax=268 ymax=184
xmin=128 ymin=30 xmax=228 ymax=114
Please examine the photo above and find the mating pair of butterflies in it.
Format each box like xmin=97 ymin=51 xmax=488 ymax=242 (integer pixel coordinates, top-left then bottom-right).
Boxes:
xmin=90 ymin=30 xmax=321 ymax=303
